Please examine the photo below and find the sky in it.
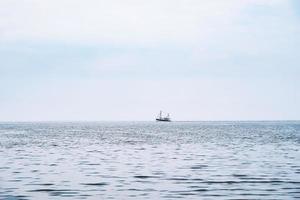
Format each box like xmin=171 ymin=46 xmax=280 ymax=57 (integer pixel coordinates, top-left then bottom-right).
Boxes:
xmin=0 ymin=0 xmax=299 ymax=121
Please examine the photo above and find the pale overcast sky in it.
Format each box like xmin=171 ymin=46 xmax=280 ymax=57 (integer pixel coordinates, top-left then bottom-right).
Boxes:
xmin=0 ymin=0 xmax=299 ymax=121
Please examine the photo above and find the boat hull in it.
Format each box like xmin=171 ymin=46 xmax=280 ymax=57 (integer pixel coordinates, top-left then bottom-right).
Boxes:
xmin=156 ymin=118 xmax=171 ymax=122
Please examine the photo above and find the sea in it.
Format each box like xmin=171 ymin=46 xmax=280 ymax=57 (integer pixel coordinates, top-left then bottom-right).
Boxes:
xmin=0 ymin=121 xmax=299 ymax=200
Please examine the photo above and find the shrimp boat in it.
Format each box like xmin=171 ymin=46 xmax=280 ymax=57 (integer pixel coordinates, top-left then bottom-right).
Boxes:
xmin=156 ymin=111 xmax=171 ymax=122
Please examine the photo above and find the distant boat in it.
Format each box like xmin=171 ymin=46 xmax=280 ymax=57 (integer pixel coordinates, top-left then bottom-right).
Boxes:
xmin=156 ymin=111 xmax=171 ymax=122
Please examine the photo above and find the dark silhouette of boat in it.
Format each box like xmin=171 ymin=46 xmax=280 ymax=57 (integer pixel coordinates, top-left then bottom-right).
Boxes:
xmin=156 ymin=111 xmax=171 ymax=122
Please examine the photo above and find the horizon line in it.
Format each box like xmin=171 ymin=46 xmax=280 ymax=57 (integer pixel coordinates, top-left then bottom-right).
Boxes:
xmin=0 ymin=120 xmax=299 ymax=123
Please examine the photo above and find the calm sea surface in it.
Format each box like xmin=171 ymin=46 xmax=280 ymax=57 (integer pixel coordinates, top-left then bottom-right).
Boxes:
xmin=0 ymin=121 xmax=299 ymax=199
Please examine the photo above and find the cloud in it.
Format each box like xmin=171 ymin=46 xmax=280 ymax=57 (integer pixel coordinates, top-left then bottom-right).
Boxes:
xmin=0 ymin=0 xmax=288 ymax=45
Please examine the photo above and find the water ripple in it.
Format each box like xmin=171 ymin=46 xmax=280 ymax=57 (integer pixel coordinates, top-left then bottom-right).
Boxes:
xmin=0 ymin=121 xmax=299 ymax=199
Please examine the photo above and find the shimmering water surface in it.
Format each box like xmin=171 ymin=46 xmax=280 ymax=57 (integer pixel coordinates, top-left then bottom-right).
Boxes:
xmin=0 ymin=121 xmax=299 ymax=199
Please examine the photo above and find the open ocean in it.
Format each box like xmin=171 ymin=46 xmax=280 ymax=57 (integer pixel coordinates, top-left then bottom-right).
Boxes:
xmin=0 ymin=121 xmax=299 ymax=199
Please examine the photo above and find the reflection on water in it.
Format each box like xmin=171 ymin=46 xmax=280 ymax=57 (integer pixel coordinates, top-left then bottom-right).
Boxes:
xmin=0 ymin=121 xmax=299 ymax=199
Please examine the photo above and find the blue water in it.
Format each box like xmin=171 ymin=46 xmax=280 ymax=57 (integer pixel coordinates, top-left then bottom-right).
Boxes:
xmin=0 ymin=121 xmax=299 ymax=199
